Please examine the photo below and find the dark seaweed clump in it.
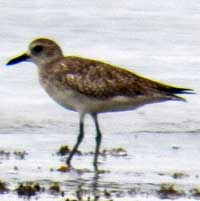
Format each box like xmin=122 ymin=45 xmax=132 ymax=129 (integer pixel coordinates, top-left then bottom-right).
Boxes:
xmin=15 ymin=182 xmax=42 ymax=197
xmin=0 ymin=180 xmax=9 ymax=193
xmin=158 ymin=184 xmax=184 ymax=199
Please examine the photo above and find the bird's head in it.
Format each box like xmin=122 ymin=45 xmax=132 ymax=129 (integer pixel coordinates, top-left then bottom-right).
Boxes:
xmin=7 ymin=38 xmax=64 ymax=67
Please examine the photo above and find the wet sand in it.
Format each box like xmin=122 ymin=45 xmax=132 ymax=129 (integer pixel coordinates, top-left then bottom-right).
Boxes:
xmin=0 ymin=130 xmax=200 ymax=200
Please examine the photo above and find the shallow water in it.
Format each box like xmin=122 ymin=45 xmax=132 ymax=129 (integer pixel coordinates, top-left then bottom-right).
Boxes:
xmin=0 ymin=0 xmax=200 ymax=200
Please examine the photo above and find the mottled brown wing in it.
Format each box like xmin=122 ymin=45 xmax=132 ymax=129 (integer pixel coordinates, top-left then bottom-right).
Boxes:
xmin=58 ymin=57 xmax=192 ymax=99
xmin=57 ymin=57 xmax=153 ymax=98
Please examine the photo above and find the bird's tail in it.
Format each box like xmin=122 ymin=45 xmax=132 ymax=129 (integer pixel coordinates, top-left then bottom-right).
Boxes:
xmin=158 ymin=85 xmax=195 ymax=102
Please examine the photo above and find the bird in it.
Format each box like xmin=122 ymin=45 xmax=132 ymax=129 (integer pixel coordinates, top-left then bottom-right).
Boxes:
xmin=6 ymin=38 xmax=193 ymax=170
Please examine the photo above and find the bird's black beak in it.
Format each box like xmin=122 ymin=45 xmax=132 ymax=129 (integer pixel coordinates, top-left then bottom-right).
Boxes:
xmin=6 ymin=53 xmax=30 ymax=66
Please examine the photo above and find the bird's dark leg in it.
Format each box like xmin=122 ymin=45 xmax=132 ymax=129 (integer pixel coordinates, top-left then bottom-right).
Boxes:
xmin=66 ymin=114 xmax=85 ymax=166
xmin=92 ymin=114 xmax=102 ymax=170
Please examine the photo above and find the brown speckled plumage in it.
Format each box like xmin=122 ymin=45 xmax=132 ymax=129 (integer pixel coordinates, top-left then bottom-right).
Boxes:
xmin=40 ymin=55 xmax=190 ymax=100
xmin=7 ymin=38 xmax=193 ymax=169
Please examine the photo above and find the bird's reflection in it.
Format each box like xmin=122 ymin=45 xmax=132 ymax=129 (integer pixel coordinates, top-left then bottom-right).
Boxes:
xmin=67 ymin=168 xmax=103 ymax=201
xmin=91 ymin=170 xmax=101 ymax=201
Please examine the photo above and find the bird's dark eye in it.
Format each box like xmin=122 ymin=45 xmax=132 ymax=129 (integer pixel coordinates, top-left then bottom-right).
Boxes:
xmin=32 ymin=45 xmax=44 ymax=54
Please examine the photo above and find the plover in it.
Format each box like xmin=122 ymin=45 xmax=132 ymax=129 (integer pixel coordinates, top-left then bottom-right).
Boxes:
xmin=7 ymin=38 xmax=193 ymax=169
